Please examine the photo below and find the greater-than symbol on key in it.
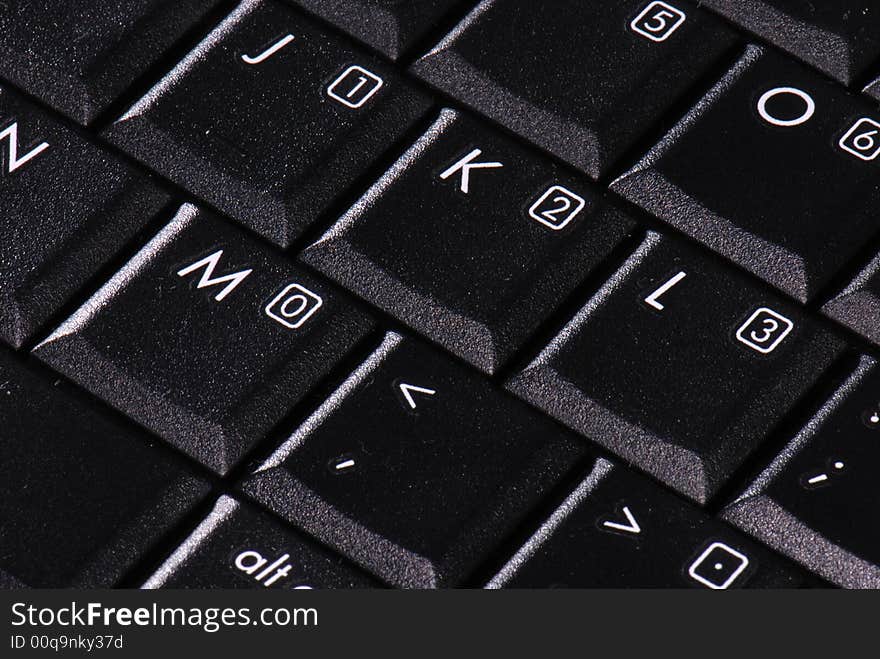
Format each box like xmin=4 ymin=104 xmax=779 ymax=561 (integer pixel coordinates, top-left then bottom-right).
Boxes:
xmin=241 ymin=34 xmax=295 ymax=65
xmin=600 ymin=505 xmax=642 ymax=536
xmin=398 ymin=382 xmax=436 ymax=410
xmin=644 ymin=271 xmax=687 ymax=311
xmin=439 ymin=148 xmax=503 ymax=194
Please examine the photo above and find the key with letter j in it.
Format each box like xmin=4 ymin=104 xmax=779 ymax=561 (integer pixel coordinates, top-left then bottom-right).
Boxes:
xmin=33 ymin=204 xmax=375 ymax=474
xmin=507 ymin=232 xmax=844 ymax=504
xmin=105 ymin=0 xmax=431 ymax=247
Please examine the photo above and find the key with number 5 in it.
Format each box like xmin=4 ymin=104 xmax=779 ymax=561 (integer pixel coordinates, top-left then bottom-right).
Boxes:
xmin=612 ymin=46 xmax=880 ymax=304
xmin=507 ymin=232 xmax=845 ymax=504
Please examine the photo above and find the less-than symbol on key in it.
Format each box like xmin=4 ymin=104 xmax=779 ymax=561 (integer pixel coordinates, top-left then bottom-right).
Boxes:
xmin=398 ymin=382 xmax=436 ymax=410
xmin=241 ymin=34 xmax=295 ymax=65
xmin=439 ymin=148 xmax=503 ymax=194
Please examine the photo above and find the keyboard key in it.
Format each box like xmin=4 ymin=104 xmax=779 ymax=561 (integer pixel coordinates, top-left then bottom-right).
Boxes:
xmin=242 ymin=333 xmax=589 ymax=588
xmin=0 ymin=347 xmax=209 ymax=587
xmin=723 ymin=357 xmax=880 ymax=588
xmin=33 ymin=204 xmax=375 ymax=475
xmin=411 ymin=0 xmax=737 ymax=179
xmin=703 ymin=1 xmax=880 ymax=86
xmin=823 ymin=253 xmax=880 ymax=346
xmin=612 ymin=46 xmax=880 ymax=303
xmin=488 ymin=459 xmax=808 ymax=588
xmin=143 ymin=496 xmax=380 ymax=588
xmin=287 ymin=0 xmax=463 ymax=59
xmin=0 ymin=0 xmax=223 ymax=124
xmin=0 ymin=87 xmax=169 ymax=348
xmin=506 ymin=232 xmax=845 ymax=504
xmin=105 ymin=0 xmax=431 ymax=247
xmin=302 ymin=109 xmax=635 ymax=374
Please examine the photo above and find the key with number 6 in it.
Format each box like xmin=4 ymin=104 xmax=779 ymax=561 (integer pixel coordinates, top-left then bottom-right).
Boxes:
xmin=612 ymin=46 xmax=880 ymax=303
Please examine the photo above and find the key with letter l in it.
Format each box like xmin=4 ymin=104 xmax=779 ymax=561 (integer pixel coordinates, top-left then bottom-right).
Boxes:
xmin=411 ymin=0 xmax=737 ymax=179
xmin=33 ymin=204 xmax=375 ymax=474
xmin=242 ymin=333 xmax=589 ymax=587
xmin=506 ymin=232 xmax=844 ymax=504
xmin=104 ymin=0 xmax=431 ymax=247
xmin=612 ymin=46 xmax=880 ymax=303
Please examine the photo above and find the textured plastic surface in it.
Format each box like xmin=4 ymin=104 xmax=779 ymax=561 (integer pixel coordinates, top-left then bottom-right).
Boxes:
xmin=105 ymin=0 xmax=432 ymax=246
xmin=612 ymin=47 xmax=880 ymax=303
xmin=34 ymin=204 xmax=375 ymax=475
xmin=411 ymin=0 xmax=737 ymax=178
xmin=244 ymin=333 xmax=589 ymax=588
xmin=0 ymin=347 xmax=209 ymax=587
xmin=303 ymin=109 xmax=636 ymax=374
xmin=0 ymin=0 xmax=222 ymax=124
xmin=0 ymin=86 xmax=169 ymax=348
xmin=507 ymin=233 xmax=845 ymax=504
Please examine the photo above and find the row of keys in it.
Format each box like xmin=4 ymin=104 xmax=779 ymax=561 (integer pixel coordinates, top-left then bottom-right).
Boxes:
xmin=4 ymin=323 xmax=877 ymax=588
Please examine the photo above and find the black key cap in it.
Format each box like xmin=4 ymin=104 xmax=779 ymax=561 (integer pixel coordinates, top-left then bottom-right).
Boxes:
xmin=507 ymin=232 xmax=844 ymax=504
xmin=724 ymin=357 xmax=880 ymax=588
xmin=33 ymin=204 xmax=374 ymax=475
xmin=411 ymin=0 xmax=737 ymax=179
xmin=104 ymin=0 xmax=431 ymax=247
xmin=303 ymin=109 xmax=636 ymax=374
xmin=823 ymin=253 xmax=880 ymax=346
xmin=488 ymin=459 xmax=807 ymax=588
xmin=242 ymin=333 xmax=588 ymax=588
xmin=612 ymin=46 xmax=880 ymax=303
xmin=142 ymin=496 xmax=380 ymax=588
xmin=0 ymin=348 xmax=209 ymax=587
xmin=0 ymin=0 xmax=223 ymax=124
xmin=287 ymin=0 xmax=464 ymax=60
xmin=703 ymin=1 xmax=880 ymax=86
xmin=0 ymin=87 xmax=170 ymax=348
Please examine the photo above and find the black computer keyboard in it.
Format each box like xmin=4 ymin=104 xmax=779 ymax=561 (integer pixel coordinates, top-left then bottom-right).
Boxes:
xmin=1 ymin=0 xmax=879 ymax=590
